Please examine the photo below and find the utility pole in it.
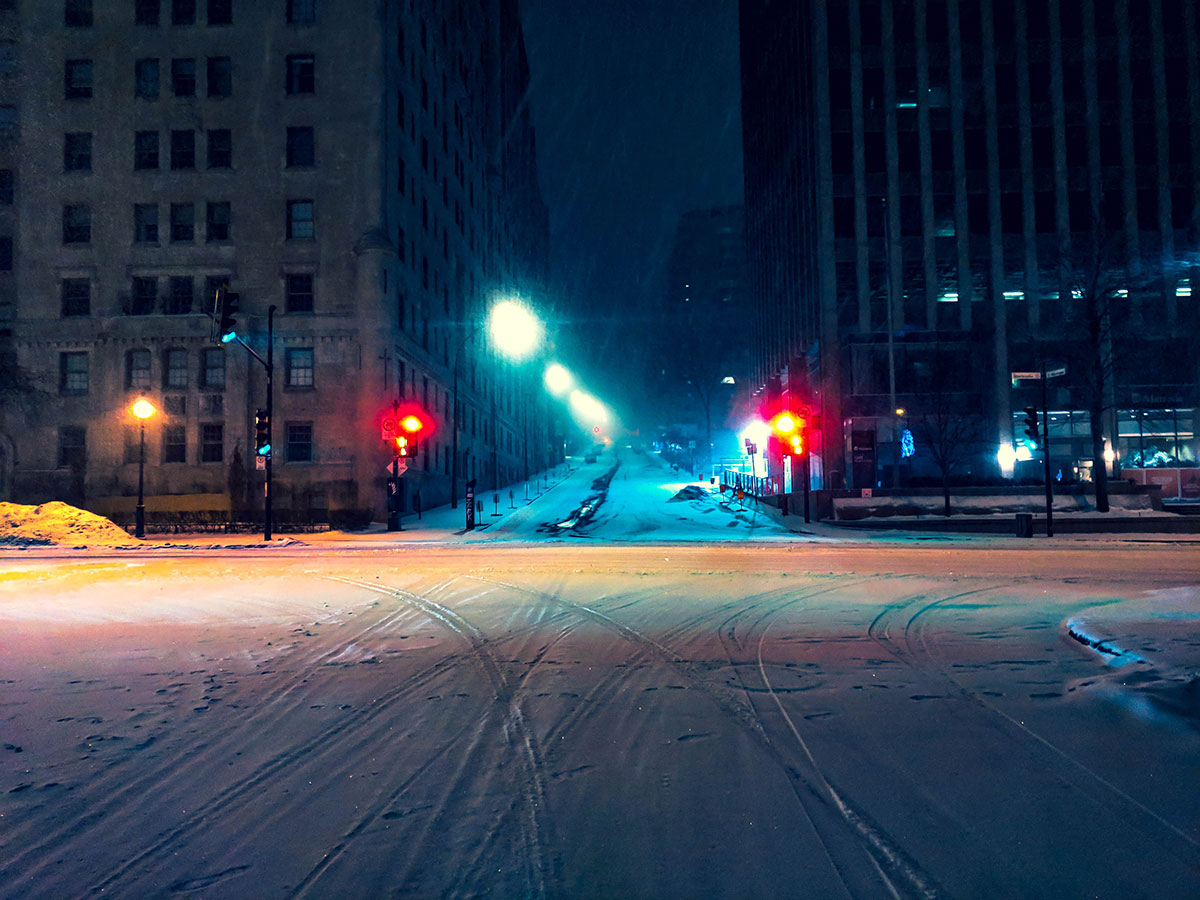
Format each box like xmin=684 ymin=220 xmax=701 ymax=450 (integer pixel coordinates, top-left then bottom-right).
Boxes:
xmin=1042 ymin=358 xmax=1053 ymax=537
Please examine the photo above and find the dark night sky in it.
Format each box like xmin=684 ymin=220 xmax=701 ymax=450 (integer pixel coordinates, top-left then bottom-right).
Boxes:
xmin=519 ymin=0 xmax=744 ymax=426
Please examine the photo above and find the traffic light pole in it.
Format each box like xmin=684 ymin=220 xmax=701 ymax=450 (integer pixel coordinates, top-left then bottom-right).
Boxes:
xmin=1042 ymin=358 xmax=1053 ymax=538
xmin=229 ymin=305 xmax=275 ymax=542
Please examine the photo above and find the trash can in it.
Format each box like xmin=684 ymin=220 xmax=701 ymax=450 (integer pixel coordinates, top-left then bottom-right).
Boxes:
xmin=1015 ymin=512 xmax=1034 ymax=538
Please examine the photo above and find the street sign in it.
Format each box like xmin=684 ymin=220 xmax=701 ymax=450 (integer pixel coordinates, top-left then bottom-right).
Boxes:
xmin=381 ymin=416 xmax=397 ymax=440
xmin=384 ymin=460 xmax=408 ymax=476
xmin=1010 ymin=371 xmax=1042 ymax=380
xmin=255 ymin=455 xmax=266 ymax=470
xmin=1046 ymin=366 xmax=1067 ymax=378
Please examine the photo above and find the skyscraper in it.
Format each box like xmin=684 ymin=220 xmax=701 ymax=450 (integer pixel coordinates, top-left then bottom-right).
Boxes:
xmin=740 ymin=0 xmax=1199 ymax=490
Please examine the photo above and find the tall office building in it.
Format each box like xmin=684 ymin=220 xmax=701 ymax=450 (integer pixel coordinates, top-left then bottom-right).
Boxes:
xmin=651 ymin=205 xmax=750 ymax=453
xmin=0 ymin=0 xmax=549 ymax=525
xmin=740 ymin=0 xmax=1199 ymax=489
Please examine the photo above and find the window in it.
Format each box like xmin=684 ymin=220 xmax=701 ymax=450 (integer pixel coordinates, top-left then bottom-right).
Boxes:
xmin=286 ymin=422 xmax=313 ymax=461
xmin=62 ymin=205 xmax=90 ymax=244
xmin=285 ymin=54 xmax=315 ymax=94
xmin=65 ymin=0 xmax=92 ymax=28
xmin=134 ymin=130 xmax=159 ymax=169
xmin=135 ymin=58 xmax=160 ymax=98
xmin=285 ymin=273 xmax=313 ymax=312
xmin=65 ymin=59 xmax=93 ymax=99
xmin=63 ymin=132 xmax=92 ymax=171
xmin=286 ymin=199 xmax=313 ymax=239
xmin=397 ymin=155 xmax=405 ymax=195
xmin=171 ymin=58 xmax=196 ymax=96
xmin=126 ymin=349 xmax=151 ymax=388
xmin=123 ymin=426 xmax=141 ymax=465
xmin=136 ymin=0 xmax=159 ymax=26
xmin=0 ymin=236 xmax=10 ymax=271
xmin=286 ymin=126 xmax=314 ymax=167
xmin=206 ymin=0 xmax=231 ymax=25
xmin=129 ymin=276 xmax=157 ymax=314
xmin=170 ymin=129 xmax=195 ymax=169
xmin=164 ymin=348 xmax=188 ymax=388
xmin=59 ymin=352 xmax=88 ymax=394
xmin=200 ymin=347 xmax=225 ymax=389
xmin=61 ymin=278 xmax=90 ymax=317
xmin=166 ymin=275 xmax=193 ymax=314
xmin=57 ymin=426 xmax=86 ymax=469
xmin=163 ymin=425 xmax=187 ymax=463
xmin=206 ymin=56 xmax=231 ymax=96
xmin=172 ymin=0 xmax=195 ymax=25
xmin=287 ymin=0 xmax=314 ymax=24
xmin=170 ymin=202 xmax=194 ymax=242
xmin=134 ymin=203 xmax=158 ymax=242
xmin=285 ymin=347 xmax=314 ymax=388
xmin=207 ymin=128 xmax=232 ymax=168
xmin=164 ymin=394 xmax=186 ymax=415
xmin=0 ymin=170 xmax=11 ymax=204
xmin=200 ymin=422 xmax=223 ymax=462
xmin=396 ymin=226 xmax=405 ymax=261
xmin=206 ymin=201 xmax=230 ymax=241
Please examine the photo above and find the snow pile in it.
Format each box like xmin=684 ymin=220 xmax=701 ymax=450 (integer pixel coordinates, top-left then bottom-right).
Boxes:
xmin=667 ymin=485 xmax=708 ymax=503
xmin=0 ymin=501 xmax=138 ymax=548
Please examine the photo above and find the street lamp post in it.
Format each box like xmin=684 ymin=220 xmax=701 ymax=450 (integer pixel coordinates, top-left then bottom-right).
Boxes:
xmin=131 ymin=397 xmax=156 ymax=538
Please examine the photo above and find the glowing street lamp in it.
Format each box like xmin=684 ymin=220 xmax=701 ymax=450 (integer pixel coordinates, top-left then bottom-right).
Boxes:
xmin=544 ymin=362 xmax=573 ymax=397
xmin=131 ymin=397 xmax=156 ymax=538
xmin=488 ymin=299 xmax=543 ymax=361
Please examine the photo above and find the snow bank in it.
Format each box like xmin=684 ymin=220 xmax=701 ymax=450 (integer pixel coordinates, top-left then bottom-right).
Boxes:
xmin=0 ymin=501 xmax=138 ymax=548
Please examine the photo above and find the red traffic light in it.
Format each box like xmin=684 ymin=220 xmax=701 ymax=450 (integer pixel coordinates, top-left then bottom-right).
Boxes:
xmin=400 ymin=414 xmax=426 ymax=434
xmin=592 ymin=425 xmax=601 ymax=436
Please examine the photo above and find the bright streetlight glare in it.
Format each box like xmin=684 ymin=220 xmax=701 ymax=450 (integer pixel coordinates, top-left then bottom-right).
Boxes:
xmin=488 ymin=299 xmax=542 ymax=360
xmin=131 ymin=398 xmax=156 ymax=420
xmin=568 ymin=389 xmax=607 ymax=424
xmin=544 ymin=362 xmax=573 ymax=396
xmin=738 ymin=420 xmax=770 ymax=448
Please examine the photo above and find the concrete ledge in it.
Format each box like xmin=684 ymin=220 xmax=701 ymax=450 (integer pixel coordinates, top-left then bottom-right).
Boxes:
xmin=827 ymin=515 xmax=1200 ymax=534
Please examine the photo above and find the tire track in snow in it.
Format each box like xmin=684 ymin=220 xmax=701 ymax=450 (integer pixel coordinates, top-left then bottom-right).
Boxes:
xmin=1 ymin=579 xmax=450 ymax=895
xmin=313 ymin=574 xmax=555 ymax=900
xmin=881 ymin=589 xmax=1200 ymax=858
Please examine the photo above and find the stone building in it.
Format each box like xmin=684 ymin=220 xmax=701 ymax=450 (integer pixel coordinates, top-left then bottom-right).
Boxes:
xmin=0 ymin=0 xmax=550 ymax=525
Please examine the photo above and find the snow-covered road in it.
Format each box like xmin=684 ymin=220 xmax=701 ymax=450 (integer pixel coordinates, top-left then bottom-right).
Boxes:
xmin=1 ymin=537 xmax=1197 ymax=899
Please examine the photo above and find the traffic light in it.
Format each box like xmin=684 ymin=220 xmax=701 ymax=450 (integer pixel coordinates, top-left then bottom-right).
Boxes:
xmin=1023 ymin=405 xmax=1041 ymax=450
xmin=397 ymin=410 xmax=427 ymax=456
xmin=254 ymin=408 xmax=270 ymax=456
xmin=770 ymin=410 xmax=808 ymax=456
xmin=217 ymin=286 xmax=240 ymax=344
xmin=395 ymin=435 xmax=416 ymax=457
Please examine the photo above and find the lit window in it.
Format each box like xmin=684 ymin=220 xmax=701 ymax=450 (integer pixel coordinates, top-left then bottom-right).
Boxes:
xmin=285 ymin=347 xmax=314 ymax=388
xmin=286 ymin=199 xmax=314 ymax=239
xmin=201 ymin=347 xmax=225 ymax=389
xmin=164 ymin=348 xmax=188 ymax=388
xmin=126 ymin=349 xmax=152 ymax=389
xmin=59 ymin=352 xmax=89 ymax=394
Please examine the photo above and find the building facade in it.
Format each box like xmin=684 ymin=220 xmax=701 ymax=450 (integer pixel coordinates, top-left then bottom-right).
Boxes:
xmin=650 ymin=205 xmax=750 ymax=463
xmin=740 ymin=0 xmax=1199 ymax=490
xmin=0 ymin=0 xmax=550 ymax=525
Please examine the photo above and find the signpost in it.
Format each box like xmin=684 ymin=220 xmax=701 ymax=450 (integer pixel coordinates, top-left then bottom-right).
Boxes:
xmin=1011 ymin=364 xmax=1066 ymax=536
xmin=465 ymin=479 xmax=476 ymax=530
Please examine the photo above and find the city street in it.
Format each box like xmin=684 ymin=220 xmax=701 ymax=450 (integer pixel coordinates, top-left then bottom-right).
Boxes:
xmin=1 ymin=453 xmax=1198 ymax=899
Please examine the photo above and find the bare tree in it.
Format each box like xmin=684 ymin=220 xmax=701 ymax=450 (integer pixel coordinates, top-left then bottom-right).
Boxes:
xmin=910 ymin=351 xmax=985 ymax=516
